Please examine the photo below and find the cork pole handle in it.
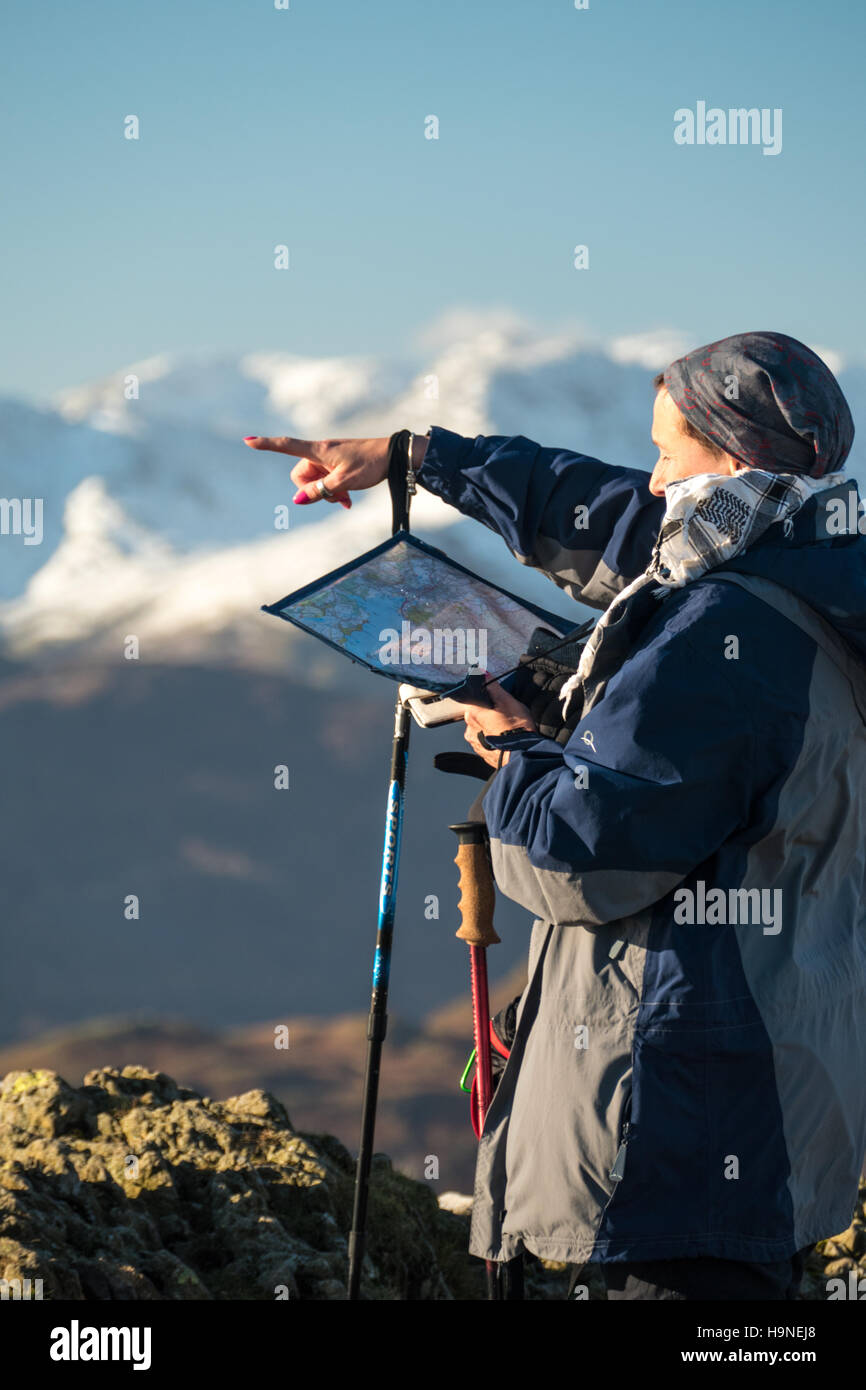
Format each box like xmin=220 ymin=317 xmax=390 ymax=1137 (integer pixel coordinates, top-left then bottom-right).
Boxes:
xmin=449 ymin=822 xmax=501 ymax=947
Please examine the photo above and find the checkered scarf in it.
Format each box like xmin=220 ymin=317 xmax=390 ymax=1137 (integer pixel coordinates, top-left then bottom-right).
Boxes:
xmin=559 ymin=466 xmax=847 ymax=718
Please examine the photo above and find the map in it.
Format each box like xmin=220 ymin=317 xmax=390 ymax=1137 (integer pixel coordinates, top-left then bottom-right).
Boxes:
xmin=266 ymin=535 xmax=574 ymax=691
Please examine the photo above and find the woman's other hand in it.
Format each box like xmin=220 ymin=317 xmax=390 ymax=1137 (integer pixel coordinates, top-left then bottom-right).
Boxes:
xmin=461 ymin=679 xmax=538 ymax=768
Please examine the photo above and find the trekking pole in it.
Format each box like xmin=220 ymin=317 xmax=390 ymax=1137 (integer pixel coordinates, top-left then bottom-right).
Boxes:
xmin=346 ymin=699 xmax=411 ymax=1300
xmin=450 ymin=819 xmax=527 ymax=1300
xmin=449 ymin=821 xmax=500 ymax=1132
xmin=346 ymin=432 xmax=414 ymax=1301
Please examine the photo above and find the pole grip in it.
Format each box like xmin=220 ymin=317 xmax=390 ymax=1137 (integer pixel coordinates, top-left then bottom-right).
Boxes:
xmin=449 ymin=822 xmax=500 ymax=947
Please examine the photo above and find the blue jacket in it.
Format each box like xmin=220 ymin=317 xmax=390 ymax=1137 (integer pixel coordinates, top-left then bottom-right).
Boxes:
xmin=419 ymin=426 xmax=866 ymax=1265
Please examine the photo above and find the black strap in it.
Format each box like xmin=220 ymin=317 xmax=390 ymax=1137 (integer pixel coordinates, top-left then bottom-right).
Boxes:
xmin=433 ymin=751 xmax=492 ymax=781
xmin=387 ymin=430 xmax=412 ymax=535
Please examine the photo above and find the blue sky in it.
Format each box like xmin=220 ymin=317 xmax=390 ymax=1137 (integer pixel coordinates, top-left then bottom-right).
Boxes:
xmin=1 ymin=0 xmax=863 ymax=400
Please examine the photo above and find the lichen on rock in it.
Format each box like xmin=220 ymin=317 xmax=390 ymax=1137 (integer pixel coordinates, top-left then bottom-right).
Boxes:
xmin=0 ymin=1065 xmax=491 ymax=1300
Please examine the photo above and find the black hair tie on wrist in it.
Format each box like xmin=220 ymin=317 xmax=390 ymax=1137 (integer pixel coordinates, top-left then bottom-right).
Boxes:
xmin=387 ymin=430 xmax=411 ymax=533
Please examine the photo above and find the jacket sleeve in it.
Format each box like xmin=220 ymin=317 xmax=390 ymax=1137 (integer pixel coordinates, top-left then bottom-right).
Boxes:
xmin=478 ymin=598 xmax=762 ymax=927
xmin=417 ymin=425 xmax=665 ymax=610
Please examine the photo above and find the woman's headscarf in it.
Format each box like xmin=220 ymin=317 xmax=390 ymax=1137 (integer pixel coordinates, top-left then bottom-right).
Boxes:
xmin=663 ymin=331 xmax=854 ymax=477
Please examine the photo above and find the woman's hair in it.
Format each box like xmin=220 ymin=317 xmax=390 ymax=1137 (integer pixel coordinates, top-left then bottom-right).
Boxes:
xmin=653 ymin=370 xmax=725 ymax=459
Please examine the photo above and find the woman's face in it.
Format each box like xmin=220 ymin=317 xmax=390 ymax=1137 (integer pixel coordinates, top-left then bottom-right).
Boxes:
xmin=649 ymin=387 xmax=740 ymax=496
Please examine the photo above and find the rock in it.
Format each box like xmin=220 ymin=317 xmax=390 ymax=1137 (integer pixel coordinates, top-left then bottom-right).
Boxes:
xmin=0 ymin=1071 xmax=90 ymax=1140
xmin=819 ymin=1238 xmax=845 ymax=1258
xmin=222 ymin=1089 xmax=291 ymax=1127
xmin=0 ymin=1065 xmax=501 ymax=1300
xmin=832 ymin=1222 xmax=865 ymax=1259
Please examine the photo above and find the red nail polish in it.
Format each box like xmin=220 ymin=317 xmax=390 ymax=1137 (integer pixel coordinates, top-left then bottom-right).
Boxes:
xmin=293 ymin=492 xmax=311 ymax=506
xmin=243 ymin=435 xmax=257 ymax=441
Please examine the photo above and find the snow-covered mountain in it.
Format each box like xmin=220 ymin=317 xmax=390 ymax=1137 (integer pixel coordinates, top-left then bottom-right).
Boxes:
xmin=2 ymin=318 xmax=861 ymax=672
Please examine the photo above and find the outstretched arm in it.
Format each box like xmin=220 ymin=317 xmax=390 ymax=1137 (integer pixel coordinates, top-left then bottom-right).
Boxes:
xmin=243 ymin=427 xmax=664 ymax=610
xmin=417 ymin=427 xmax=664 ymax=610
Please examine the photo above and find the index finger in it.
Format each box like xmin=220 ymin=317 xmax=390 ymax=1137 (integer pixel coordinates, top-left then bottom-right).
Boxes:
xmin=243 ymin=436 xmax=316 ymax=458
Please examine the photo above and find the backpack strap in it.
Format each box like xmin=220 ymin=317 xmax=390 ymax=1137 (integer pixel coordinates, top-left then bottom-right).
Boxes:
xmin=705 ymin=571 xmax=866 ymax=724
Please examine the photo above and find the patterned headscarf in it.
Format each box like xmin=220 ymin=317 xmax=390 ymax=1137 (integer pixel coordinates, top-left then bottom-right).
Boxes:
xmin=663 ymin=331 xmax=854 ymax=478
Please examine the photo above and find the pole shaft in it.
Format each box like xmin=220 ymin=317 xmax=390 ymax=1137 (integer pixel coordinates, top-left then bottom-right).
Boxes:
xmin=469 ymin=945 xmax=493 ymax=1123
xmin=347 ymin=697 xmax=411 ymax=1300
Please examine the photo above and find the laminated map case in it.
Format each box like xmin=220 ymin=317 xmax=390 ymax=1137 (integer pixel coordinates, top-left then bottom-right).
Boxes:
xmin=262 ymin=529 xmax=577 ymax=693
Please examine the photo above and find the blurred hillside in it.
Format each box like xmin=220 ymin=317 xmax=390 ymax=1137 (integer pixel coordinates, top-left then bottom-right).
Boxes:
xmin=0 ymin=962 xmax=526 ymax=1194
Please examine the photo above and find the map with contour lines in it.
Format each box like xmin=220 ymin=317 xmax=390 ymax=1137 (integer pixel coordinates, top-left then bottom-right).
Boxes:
xmin=277 ymin=538 xmax=570 ymax=690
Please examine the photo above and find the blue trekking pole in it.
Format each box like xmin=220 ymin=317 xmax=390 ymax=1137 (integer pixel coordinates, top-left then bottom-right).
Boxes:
xmin=347 ymin=432 xmax=416 ymax=1300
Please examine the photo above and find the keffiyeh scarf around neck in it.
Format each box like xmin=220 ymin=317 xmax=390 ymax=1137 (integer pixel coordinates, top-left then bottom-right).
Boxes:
xmin=559 ymin=466 xmax=847 ymax=719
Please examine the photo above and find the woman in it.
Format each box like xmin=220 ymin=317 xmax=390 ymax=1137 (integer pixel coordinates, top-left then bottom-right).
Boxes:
xmin=246 ymin=331 xmax=866 ymax=1300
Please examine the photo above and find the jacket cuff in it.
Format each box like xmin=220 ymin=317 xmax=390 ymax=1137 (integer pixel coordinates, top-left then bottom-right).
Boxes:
xmin=482 ymin=728 xmax=546 ymax=753
xmin=416 ymin=426 xmax=472 ymax=503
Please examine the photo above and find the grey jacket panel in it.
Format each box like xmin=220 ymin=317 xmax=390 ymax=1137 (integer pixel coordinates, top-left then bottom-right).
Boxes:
xmin=519 ymin=539 xmax=633 ymax=613
xmin=489 ymin=839 xmax=682 ymax=928
xmin=717 ymin=575 xmax=866 ymax=1249
xmin=469 ymin=912 xmax=650 ymax=1263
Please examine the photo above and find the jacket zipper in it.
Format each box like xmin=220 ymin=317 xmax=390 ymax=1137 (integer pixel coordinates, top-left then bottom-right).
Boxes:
xmin=589 ymin=1097 xmax=633 ymax=1253
xmin=609 ymin=1119 xmax=631 ymax=1182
